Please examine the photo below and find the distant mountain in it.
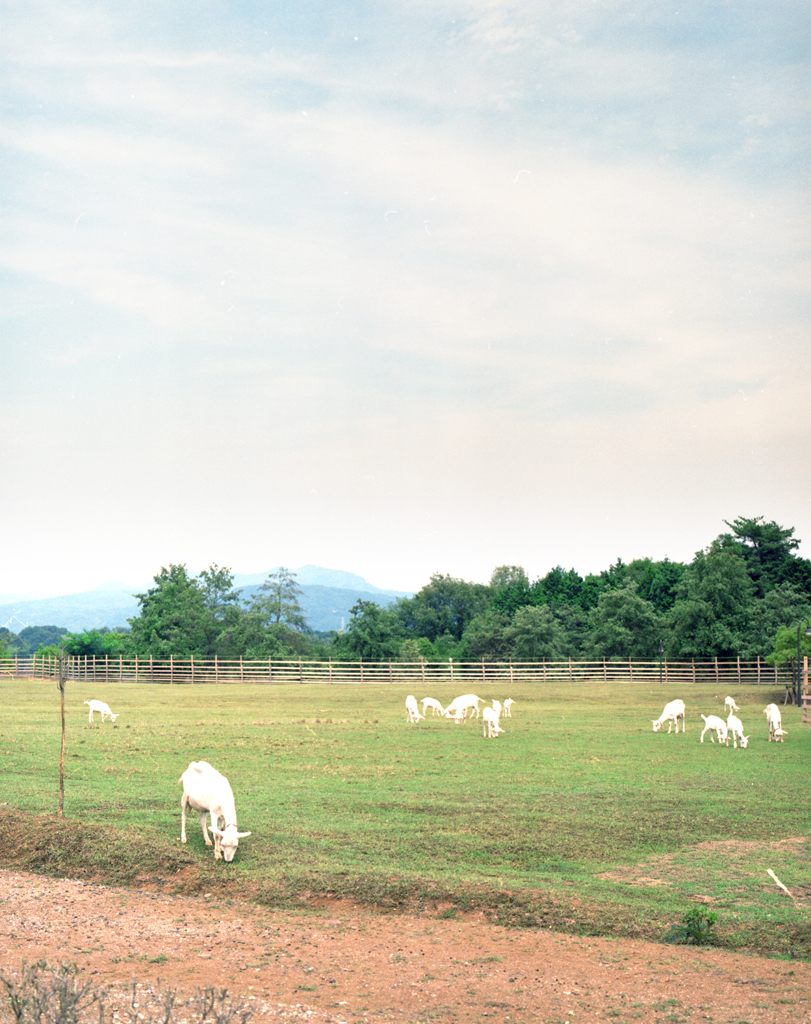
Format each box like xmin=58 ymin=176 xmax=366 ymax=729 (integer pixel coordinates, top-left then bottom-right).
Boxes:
xmin=0 ymin=566 xmax=413 ymax=635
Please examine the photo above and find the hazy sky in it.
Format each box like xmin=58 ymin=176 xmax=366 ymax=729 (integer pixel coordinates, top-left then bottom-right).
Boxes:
xmin=3 ymin=1 xmax=810 ymax=598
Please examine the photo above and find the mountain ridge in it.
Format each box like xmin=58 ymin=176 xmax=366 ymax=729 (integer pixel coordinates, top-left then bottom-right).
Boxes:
xmin=0 ymin=566 xmax=413 ymax=635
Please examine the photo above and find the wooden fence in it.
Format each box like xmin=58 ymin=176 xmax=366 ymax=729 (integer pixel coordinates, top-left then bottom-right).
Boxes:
xmin=6 ymin=653 xmax=796 ymax=690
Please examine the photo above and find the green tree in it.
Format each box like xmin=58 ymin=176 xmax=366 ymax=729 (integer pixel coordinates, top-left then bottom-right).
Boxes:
xmin=743 ymin=584 xmax=811 ymax=660
xmin=505 ymin=605 xmax=567 ymax=661
xmin=767 ymin=621 xmax=811 ymax=667
xmin=197 ymin=563 xmax=244 ymax=657
xmin=128 ymin=564 xmax=208 ymax=658
xmin=529 ymin=566 xmax=586 ymax=609
xmin=60 ymin=629 xmax=130 ymax=657
xmin=231 ymin=567 xmax=310 ymax=659
xmin=666 ymin=543 xmax=755 ymax=659
xmin=332 ymin=600 xmax=402 ymax=661
xmin=626 ymin=557 xmax=686 ymax=614
xmin=723 ymin=516 xmax=800 ymax=596
xmin=250 ymin=567 xmax=308 ymax=631
xmin=490 ymin=565 xmax=532 ymax=617
xmin=10 ymin=626 xmax=68 ymax=656
xmin=395 ymin=573 xmax=490 ymax=643
xmin=588 ymin=582 xmax=661 ymax=660
xmin=457 ymin=611 xmax=513 ymax=661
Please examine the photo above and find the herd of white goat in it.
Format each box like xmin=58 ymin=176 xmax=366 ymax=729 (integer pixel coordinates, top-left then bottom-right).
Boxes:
xmin=652 ymin=695 xmax=789 ymax=748
xmin=77 ymin=685 xmax=790 ymax=865
xmin=405 ymin=692 xmax=515 ymax=738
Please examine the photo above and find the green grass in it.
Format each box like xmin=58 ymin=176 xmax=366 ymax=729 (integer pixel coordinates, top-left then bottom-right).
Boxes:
xmin=1 ymin=678 xmax=809 ymax=958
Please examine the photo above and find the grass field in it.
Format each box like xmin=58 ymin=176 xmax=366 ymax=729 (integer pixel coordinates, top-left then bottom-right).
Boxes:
xmin=1 ymin=677 xmax=809 ymax=959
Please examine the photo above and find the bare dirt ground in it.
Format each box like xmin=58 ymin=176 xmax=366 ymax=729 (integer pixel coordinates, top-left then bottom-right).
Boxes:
xmin=0 ymin=870 xmax=809 ymax=1023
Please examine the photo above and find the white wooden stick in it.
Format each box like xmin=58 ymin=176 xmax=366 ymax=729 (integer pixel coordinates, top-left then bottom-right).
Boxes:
xmin=767 ymin=869 xmax=793 ymax=897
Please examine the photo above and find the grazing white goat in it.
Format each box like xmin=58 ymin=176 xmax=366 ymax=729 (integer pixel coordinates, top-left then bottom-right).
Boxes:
xmin=83 ymin=699 xmax=118 ymax=723
xmin=772 ymin=727 xmax=788 ymax=743
xmin=764 ymin=703 xmax=782 ymax=740
xmin=700 ymin=714 xmax=728 ymax=744
xmin=405 ymin=695 xmax=424 ymax=723
xmin=482 ymin=706 xmax=504 ymax=738
xmin=726 ymin=713 xmax=749 ymax=749
xmin=443 ymin=694 xmax=483 ymax=721
xmin=503 ymin=698 xmax=515 ymax=717
xmin=651 ymin=698 xmax=686 ymax=733
xmin=179 ymin=761 xmax=251 ymax=863
xmin=724 ymin=695 xmax=740 ymax=714
xmin=420 ymin=697 xmax=445 ymax=717
xmin=491 ymin=699 xmax=502 ymax=718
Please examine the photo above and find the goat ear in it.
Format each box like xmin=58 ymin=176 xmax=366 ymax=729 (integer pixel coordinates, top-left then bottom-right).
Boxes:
xmin=211 ymin=826 xmax=224 ymax=838
xmin=236 ymin=831 xmax=252 ymax=839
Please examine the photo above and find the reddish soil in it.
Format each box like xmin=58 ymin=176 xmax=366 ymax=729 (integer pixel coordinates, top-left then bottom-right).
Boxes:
xmin=0 ymin=869 xmax=809 ymax=1023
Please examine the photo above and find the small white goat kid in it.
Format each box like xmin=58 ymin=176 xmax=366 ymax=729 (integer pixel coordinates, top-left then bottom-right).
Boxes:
xmin=724 ymin=695 xmax=740 ymax=714
xmin=726 ymin=713 xmax=749 ymax=749
xmin=700 ymin=714 xmax=728 ymax=744
xmin=482 ymin=706 xmax=504 ymax=738
xmin=179 ymin=760 xmax=251 ymax=862
xmin=763 ymin=703 xmax=782 ymax=741
xmin=502 ymin=698 xmax=515 ymax=717
xmin=420 ymin=697 xmax=445 ymax=717
xmin=83 ymin=699 xmax=118 ymax=723
xmin=405 ymin=695 xmax=424 ymax=723
xmin=652 ymin=699 xmax=686 ymax=733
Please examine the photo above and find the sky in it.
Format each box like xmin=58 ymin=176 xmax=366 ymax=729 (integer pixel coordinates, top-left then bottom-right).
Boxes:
xmin=2 ymin=1 xmax=810 ymax=599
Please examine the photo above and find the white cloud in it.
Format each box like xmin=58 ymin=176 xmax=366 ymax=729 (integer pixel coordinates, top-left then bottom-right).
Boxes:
xmin=2 ymin=0 xmax=810 ymax=595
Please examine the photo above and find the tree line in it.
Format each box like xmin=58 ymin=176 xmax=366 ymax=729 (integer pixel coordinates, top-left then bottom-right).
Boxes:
xmin=3 ymin=517 xmax=810 ymax=669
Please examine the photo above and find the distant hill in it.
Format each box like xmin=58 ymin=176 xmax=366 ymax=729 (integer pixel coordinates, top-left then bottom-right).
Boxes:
xmin=0 ymin=566 xmax=413 ymax=635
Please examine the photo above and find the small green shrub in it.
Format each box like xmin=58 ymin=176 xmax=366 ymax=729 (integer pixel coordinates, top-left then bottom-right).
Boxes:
xmin=664 ymin=906 xmax=717 ymax=945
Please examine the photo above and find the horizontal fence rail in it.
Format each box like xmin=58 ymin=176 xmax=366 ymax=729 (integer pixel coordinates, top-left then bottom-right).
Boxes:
xmin=4 ymin=654 xmax=798 ymax=690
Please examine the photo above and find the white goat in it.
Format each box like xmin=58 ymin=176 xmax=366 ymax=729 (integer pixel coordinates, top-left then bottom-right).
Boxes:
xmin=179 ymin=761 xmax=251 ymax=863
xmin=491 ymin=699 xmax=502 ymax=718
xmin=764 ymin=703 xmax=782 ymax=740
xmin=443 ymin=694 xmax=483 ymax=721
xmin=83 ymin=699 xmax=118 ymax=723
xmin=420 ymin=697 xmax=445 ymax=717
xmin=405 ymin=695 xmax=424 ymax=723
xmin=652 ymin=698 xmax=686 ymax=733
xmin=503 ymin=698 xmax=515 ymax=717
xmin=772 ymin=727 xmax=788 ymax=743
xmin=726 ymin=713 xmax=749 ymax=749
xmin=700 ymin=714 xmax=728 ymax=744
xmin=482 ymin=706 xmax=504 ymax=739
xmin=724 ymin=695 xmax=740 ymax=714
